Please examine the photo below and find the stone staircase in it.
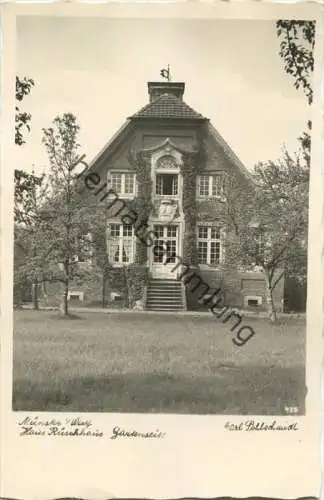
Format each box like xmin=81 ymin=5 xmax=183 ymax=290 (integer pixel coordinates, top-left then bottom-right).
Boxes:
xmin=145 ymin=279 xmax=186 ymax=311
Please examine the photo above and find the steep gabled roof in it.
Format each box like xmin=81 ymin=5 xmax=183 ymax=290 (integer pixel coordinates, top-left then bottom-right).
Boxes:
xmin=81 ymin=81 xmax=253 ymax=186
xmin=86 ymin=120 xmax=132 ymax=171
xmin=129 ymin=92 xmax=206 ymax=120
xmin=208 ymin=123 xmax=254 ymax=183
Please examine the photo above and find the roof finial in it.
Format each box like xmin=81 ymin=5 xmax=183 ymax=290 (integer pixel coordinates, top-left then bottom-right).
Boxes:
xmin=160 ymin=64 xmax=172 ymax=82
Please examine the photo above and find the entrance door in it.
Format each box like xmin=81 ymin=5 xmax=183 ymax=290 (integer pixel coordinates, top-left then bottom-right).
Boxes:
xmin=151 ymin=224 xmax=179 ymax=279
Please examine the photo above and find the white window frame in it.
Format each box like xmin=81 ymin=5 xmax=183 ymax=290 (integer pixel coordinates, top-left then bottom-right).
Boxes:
xmin=155 ymin=173 xmax=179 ymax=197
xmin=197 ymin=225 xmax=224 ymax=266
xmin=107 ymin=222 xmax=135 ymax=267
xmin=197 ymin=174 xmax=224 ymax=199
xmin=108 ymin=171 xmax=136 ymax=198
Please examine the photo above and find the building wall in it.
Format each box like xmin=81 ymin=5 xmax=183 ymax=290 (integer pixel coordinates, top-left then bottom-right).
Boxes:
xmin=18 ymin=118 xmax=285 ymax=311
xmin=185 ymin=268 xmax=284 ymax=312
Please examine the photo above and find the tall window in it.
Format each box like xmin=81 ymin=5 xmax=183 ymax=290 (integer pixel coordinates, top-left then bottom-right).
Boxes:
xmin=107 ymin=223 xmax=134 ymax=265
xmin=197 ymin=226 xmax=223 ymax=265
xmin=156 ymin=174 xmax=178 ymax=195
xmin=109 ymin=172 xmax=135 ymax=196
xmin=153 ymin=225 xmax=177 ymax=263
xmin=198 ymin=174 xmax=223 ymax=198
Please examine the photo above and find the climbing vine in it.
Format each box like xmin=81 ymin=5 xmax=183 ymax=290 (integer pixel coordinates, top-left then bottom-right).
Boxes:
xmin=128 ymin=150 xmax=153 ymax=265
xmin=180 ymin=135 xmax=207 ymax=266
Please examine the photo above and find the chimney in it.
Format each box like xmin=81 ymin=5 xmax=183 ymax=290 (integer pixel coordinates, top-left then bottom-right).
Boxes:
xmin=148 ymin=82 xmax=185 ymax=103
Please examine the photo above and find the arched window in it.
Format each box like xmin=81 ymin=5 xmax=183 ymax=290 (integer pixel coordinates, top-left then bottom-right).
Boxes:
xmin=155 ymin=155 xmax=179 ymax=196
xmin=156 ymin=155 xmax=177 ymax=170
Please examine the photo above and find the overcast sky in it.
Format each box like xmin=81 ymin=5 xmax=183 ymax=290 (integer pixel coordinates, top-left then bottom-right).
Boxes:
xmin=16 ymin=16 xmax=311 ymax=174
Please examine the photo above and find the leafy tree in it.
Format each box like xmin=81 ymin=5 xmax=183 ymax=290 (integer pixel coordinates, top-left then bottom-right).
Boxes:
xmin=14 ymin=169 xmax=51 ymax=309
xmin=15 ymin=76 xmax=39 ymax=226
xmin=82 ymin=197 xmax=111 ymax=308
xmin=14 ymin=169 xmax=44 ymax=224
xmin=276 ymin=20 xmax=314 ymax=167
xmin=41 ymin=113 xmax=94 ymax=316
xmin=275 ymin=19 xmax=314 ymax=311
xmin=15 ymin=76 xmax=34 ymax=146
xmin=224 ymin=147 xmax=309 ymax=322
xmin=276 ymin=20 xmax=315 ymax=105
xmin=14 ymin=76 xmax=49 ymax=308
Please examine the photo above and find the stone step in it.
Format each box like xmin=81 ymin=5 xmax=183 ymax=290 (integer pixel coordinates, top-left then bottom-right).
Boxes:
xmin=147 ymin=297 xmax=182 ymax=304
xmin=149 ymin=280 xmax=181 ymax=286
xmin=148 ymin=287 xmax=182 ymax=292
xmin=148 ymin=283 xmax=181 ymax=290
xmin=147 ymin=306 xmax=183 ymax=310
xmin=150 ymin=279 xmax=180 ymax=282
xmin=146 ymin=306 xmax=185 ymax=311
xmin=146 ymin=280 xmax=185 ymax=311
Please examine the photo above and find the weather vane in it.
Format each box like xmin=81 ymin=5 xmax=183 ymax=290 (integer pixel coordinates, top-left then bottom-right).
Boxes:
xmin=160 ymin=64 xmax=172 ymax=82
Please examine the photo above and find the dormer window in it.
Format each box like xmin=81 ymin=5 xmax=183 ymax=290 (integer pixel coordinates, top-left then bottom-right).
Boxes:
xmin=156 ymin=173 xmax=178 ymax=195
xmin=155 ymin=154 xmax=179 ymax=196
xmin=109 ymin=172 xmax=135 ymax=196
xmin=198 ymin=174 xmax=223 ymax=198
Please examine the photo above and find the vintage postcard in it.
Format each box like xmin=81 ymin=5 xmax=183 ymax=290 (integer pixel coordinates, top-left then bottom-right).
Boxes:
xmin=0 ymin=2 xmax=323 ymax=500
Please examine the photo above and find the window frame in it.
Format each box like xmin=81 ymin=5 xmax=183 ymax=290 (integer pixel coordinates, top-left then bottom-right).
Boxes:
xmin=155 ymin=173 xmax=179 ymax=196
xmin=108 ymin=171 xmax=136 ymax=198
xmin=107 ymin=222 xmax=135 ymax=266
xmin=197 ymin=173 xmax=224 ymax=199
xmin=197 ymin=225 xmax=224 ymax=266
xmin=152 ymin=224 xmax=178 ymax=264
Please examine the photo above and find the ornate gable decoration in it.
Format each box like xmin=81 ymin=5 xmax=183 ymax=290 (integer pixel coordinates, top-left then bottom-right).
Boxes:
xmin=156 ymin=155 xmax=177 ymax=170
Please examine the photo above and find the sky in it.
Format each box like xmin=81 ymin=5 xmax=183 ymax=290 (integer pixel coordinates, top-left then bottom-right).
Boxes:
xmin=16 ymin=16 xmax=311 ymax=174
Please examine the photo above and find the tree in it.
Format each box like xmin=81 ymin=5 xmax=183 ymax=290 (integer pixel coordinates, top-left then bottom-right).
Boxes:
xmin=276 ymin=20 xmax=315 ymax=105
xmin=83 ymin=197 xmax=111 ymax=308
xmin=15 ymin=76 xmax=34 ymax=146
xmin=276 ymin=19 xmax=314 ymax=168
xmin=275 ymin=20 xmax=314 ymax=312
xmin=14 ymin=169 xmax=50 ymax=309
xmin=224 ymin=146 xmax=309 ymax=322
xmin=14 ymin=169 xmax=44 ymax=224
xmin=41 ymin=113 xmax=94 ymax=316
xmin=14 ymin=76 xmax=46 ymax=308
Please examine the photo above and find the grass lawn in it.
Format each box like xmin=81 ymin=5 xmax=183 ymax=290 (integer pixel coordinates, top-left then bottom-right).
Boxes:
xmin=12 ymin=309 xmax=305 ymax=414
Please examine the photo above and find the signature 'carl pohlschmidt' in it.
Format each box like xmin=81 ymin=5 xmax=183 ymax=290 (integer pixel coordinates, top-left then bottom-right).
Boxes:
xmin=225 ymin=420 xmax=299 ymax=432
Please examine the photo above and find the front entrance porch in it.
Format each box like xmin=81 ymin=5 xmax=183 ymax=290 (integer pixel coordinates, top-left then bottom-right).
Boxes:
xmin=150 ymin=224 xmax=179 ymax=280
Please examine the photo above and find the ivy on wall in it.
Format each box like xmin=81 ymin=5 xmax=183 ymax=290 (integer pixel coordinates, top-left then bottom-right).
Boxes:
xmin=123 ymin=264 xmax=148 ymax=307
xmin=94 ymin=129 xmax=209 ymax=308
xmin=128 ymin=150 xmax=153 ymax=266
xmin=180 ymin=132 xmax=207 ymax=267
xmin=104 ymin=264 xmax=147 ymax=308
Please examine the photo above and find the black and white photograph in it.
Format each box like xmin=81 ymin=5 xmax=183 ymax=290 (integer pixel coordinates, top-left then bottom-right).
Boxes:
xmin=1 ymin=3 xmax=323 ymax=500
xmin=11 ymin=11 xmax=316 ymax=416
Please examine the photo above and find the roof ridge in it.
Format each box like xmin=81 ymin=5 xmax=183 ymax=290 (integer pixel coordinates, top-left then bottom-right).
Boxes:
xmin=129 ymin=92 xmax=206 ymax=120
xmin=131 ymin=92 xmax=168 ymax=117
